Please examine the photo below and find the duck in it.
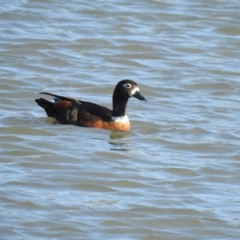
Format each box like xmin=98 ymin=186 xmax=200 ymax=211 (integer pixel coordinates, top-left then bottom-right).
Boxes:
xmin=35 ymin=79 xmax=147 ymax=131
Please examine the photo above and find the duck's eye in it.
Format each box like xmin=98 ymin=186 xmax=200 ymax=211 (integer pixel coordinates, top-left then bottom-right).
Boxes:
xmin=123 ymin=83 xmax=131 ymax=88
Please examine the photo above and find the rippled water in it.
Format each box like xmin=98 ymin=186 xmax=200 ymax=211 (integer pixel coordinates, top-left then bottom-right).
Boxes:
xmin=1 ymin=1 xmax=240 ymax=239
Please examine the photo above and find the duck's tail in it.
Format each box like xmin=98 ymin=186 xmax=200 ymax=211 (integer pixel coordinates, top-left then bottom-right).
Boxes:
xmin=35 ymin=98 xmax=56 ymax=118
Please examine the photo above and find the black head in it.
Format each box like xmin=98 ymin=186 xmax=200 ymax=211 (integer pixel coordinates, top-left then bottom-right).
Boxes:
xmin=114 ymin=79 xmax=147 ymax=101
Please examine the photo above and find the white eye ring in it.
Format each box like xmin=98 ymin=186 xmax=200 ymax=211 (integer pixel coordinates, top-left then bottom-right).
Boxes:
xmin=123 ymin=83 xmax=132 ymax=88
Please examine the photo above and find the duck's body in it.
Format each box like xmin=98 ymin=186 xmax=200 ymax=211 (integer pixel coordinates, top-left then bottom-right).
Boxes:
xmin=35 ymin=80 xmax=146 ymax=131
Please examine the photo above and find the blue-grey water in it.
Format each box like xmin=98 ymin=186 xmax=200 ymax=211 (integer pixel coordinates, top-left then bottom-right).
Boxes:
xmin=1 ymin=1 xmax=240 ymax=239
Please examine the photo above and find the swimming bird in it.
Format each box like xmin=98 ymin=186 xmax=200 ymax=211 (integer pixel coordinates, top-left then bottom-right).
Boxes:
xmin=35 ymin=79 xmax=147 ymax=131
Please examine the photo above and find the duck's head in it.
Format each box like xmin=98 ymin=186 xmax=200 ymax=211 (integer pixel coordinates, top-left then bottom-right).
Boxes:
xmin=114 ymin=79 xmax=147 ymax=102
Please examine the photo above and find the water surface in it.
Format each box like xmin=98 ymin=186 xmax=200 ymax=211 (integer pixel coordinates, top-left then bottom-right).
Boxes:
xmin=1 ymin=0 xmax=240 ymax=239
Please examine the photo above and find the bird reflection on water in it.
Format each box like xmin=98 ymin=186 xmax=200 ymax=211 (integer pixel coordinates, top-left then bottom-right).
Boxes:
xmin=109 ymin=130 xmax=133 ymax=151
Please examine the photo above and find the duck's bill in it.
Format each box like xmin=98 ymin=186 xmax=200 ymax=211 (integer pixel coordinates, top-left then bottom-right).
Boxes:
xmin=132 ymin=91 xmax=147 ymax=101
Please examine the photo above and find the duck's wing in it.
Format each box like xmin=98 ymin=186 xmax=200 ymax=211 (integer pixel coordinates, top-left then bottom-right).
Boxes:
xmin=73 ymin=100 xmax=113 ymax=123
xmin=38 ymin=92 xmax=113 ymax=124
xmin=40 ymin=92 xmax=80 ymax=103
